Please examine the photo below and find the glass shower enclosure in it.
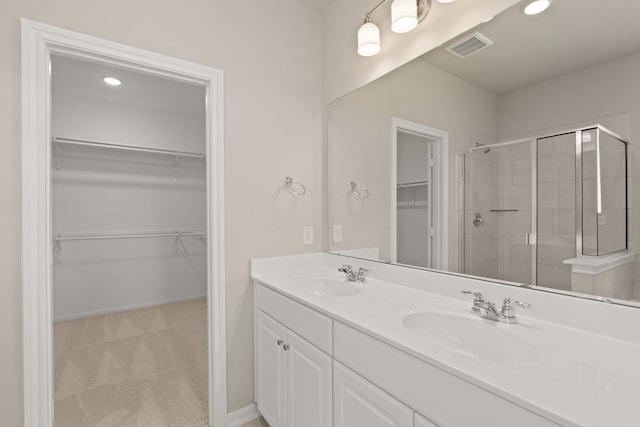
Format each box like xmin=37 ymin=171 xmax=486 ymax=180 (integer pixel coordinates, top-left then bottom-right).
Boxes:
xmin=462 ymin=125 xmax=628 ymax=292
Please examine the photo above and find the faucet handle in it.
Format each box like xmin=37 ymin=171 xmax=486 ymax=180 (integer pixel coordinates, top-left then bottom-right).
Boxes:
xmin=460 ymin=290 xmax=484 ymax=300
xmin=461 ymin=291 xmax=484 ymax=314
xmin=355 ymin=267 xmax=368 ymax=282
xmin=501 ymin=298 xmax=531 ymax=310
xmin=501 ymin=298 xmax=531 ymax=323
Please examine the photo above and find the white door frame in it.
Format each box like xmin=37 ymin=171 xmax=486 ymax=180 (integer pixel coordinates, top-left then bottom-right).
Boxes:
xmin=21 ymin=19 xmax=227 ymax=427
xmin=390 ymin=117 xmax=448 ymax=270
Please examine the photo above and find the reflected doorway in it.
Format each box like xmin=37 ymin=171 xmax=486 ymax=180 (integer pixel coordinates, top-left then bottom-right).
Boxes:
xmin=391 ymin=119 xmax=448 ymax=270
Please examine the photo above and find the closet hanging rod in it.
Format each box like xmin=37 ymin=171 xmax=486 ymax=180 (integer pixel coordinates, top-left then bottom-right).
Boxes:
xmin=397 ymin=180 xmax=429 ymax=188
xmin=52 ymin=137 xmax=206 ymax=159
xmin=53 ymin=230 xmax=206 ymax=242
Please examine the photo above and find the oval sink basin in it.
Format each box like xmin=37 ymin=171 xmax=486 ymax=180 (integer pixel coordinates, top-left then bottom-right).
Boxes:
xmin=402 ymin=311 xmax=542 ymax=365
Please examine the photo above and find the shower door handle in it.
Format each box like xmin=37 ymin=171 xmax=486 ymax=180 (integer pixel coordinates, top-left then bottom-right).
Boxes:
xmin=525 ymin=233 xmax=535 ymax=245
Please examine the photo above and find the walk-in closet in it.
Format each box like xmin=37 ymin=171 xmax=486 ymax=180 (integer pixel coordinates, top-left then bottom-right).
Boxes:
xmin=51 ymin=55 xmax=209 ymax=426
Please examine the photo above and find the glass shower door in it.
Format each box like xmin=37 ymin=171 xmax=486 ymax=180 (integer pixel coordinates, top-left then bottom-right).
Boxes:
xmin=536 ymin=132 xmax=576 ymax=291
xmin=464 ymin=141 xmax=534 ymax=285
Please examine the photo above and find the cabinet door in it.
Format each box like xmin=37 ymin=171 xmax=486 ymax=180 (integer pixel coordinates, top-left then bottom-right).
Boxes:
xmin=334 ymin=361 xmax=413 ymax=427
xmin=285 ymin=329 xmax=333 ymax=427
xmin=256 ymin=311 xmax=287 ymax=427
xmin=415 ymin=413 xmax=439 ymax=427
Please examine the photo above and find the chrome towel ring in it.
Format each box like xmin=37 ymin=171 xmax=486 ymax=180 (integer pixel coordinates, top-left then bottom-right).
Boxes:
xmin=284 ymin=176 xmax=306 ymax=196
xmin=351 ymin=181 xmax=370 ymax=198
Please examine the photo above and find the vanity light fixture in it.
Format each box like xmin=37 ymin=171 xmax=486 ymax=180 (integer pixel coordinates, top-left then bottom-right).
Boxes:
xmin=103 ymin=76 xmax=122 ymax=86
xmin=358 ymin=0 xmax=455 ymax=57
xmin=521 ymin=0 xmax=552 ymax=16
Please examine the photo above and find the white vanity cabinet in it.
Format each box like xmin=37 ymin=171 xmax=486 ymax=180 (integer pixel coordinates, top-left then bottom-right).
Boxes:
xmin=253 ymin=278 xmax=563 ymax=427
xmin=255 ymin=284 xmax=333 ymax=427
xmin=334 ymin=360 xmax=413 ymax=427
xmin=333 ymin=322 xmax=562 ymax=427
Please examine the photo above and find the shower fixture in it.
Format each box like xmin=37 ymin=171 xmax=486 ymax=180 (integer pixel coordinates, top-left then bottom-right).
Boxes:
xmin=474 ymin=142 xmax=491 ymax=153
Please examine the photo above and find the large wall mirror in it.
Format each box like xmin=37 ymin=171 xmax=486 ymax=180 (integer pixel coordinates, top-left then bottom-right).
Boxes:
xmin=328 ymin=0 xmax=640 ymax=306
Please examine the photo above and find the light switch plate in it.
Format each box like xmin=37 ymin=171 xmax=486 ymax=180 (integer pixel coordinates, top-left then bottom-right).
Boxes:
xmin=333 ymin=225 xmax=343 ymax=243
xmin=303 ymin=225 xmax=314 ymax=245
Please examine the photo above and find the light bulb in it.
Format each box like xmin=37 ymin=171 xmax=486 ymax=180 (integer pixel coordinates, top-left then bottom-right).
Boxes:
xmin=103 ymin=77 xmax=122 ymax=86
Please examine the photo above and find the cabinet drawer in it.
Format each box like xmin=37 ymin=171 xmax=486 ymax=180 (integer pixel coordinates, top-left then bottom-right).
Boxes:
xmin=334 ymin=322 xmax=562 ymax=427
xmin=256 ymin=283 xmax=332 ymax=354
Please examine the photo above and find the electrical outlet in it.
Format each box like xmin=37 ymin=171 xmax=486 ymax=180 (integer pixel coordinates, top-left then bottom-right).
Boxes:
xmin=333 ymin=225 xmax=343 ymax=243
xmin=303 ymin=225 xmax=314 ymax=245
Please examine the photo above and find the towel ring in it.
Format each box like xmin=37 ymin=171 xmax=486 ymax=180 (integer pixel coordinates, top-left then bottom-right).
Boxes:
xmin=351 ymin=181 xmax=370 ymax=199
xmin=284 ymin=176 xmax=306 ymax=196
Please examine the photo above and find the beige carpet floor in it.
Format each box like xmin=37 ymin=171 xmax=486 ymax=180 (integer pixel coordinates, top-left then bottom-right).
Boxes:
xmin=54 ymin=299 xmax=208 ymax=427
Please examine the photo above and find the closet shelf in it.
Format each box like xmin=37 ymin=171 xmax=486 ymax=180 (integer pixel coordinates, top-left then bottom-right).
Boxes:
xmin=52 ymin=136 xmax=206 ymax=159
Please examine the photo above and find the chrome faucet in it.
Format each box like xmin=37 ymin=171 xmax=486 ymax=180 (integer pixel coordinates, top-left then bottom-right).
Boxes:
xmin=338 ymin=265 xmax=367 ymax=282
xmin=461 ymin=291 xmax=530 ymax=324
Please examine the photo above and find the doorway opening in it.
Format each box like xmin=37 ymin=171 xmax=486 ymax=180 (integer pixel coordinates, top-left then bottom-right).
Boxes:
xmin=22 ymin=20 xmax=226 ymax=427
xmin=391 ymin=118 xmax=448 ymax=270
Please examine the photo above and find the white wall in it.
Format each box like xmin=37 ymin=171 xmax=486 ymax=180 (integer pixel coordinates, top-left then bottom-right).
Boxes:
xmin=1 ymin=0 xmax=323 ymax=423
xmin=52 ymin=91 xmax=207 ymax=321
xmin=328 ymin=57 xmax=498 ymax=266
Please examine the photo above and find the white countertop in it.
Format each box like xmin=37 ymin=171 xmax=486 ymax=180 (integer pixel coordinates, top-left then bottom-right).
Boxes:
xmin=251 ymin=253 xmax=640 ymax=427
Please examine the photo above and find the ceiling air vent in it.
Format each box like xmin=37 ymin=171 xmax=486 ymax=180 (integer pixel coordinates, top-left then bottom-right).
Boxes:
xmin=445 ymin=32 xmax=493 ymax=58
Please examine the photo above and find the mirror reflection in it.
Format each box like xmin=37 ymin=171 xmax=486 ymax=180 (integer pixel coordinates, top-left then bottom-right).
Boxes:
xmin=328 ymin=0 xmax=640 ymax=304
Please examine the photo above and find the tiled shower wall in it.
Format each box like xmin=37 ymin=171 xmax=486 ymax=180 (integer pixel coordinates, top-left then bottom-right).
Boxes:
xmin=464 ymin=151 xmax=499 ymax=279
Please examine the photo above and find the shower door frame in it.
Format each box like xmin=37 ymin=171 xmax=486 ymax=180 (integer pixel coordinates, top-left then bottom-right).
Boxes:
xmin=21 ymin=19 xmax=227 ymax=427
xmin=465 ymin=125 xmax=629 ymax=288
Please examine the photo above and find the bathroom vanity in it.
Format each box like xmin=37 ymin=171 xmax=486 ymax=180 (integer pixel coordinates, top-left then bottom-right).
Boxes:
xmin=252 ymin=253 xmax=640 ymax=427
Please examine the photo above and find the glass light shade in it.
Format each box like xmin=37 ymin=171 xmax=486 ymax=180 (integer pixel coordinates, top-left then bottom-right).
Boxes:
xmin=522 ymin=0 xmax=551 ymax=15
xmin=391 ymin=0 xmax=418 ymax=33
xmin=437 ymin=0 xmax=456 ymax=3
xmin=357 ymin=21 xmax=381 ymax=56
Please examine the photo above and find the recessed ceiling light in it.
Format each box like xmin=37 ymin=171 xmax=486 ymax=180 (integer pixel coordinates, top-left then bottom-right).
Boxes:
xmin=103 ymin=76 xmax=122 ymax=86
xmin=521 ymin=0 xmax=552 ymax=16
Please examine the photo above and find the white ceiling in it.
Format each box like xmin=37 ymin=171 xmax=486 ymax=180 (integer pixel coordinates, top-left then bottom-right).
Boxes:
xmin=425 ymin=0 xmax=640 ymax=94
xmin=51 ymin=55 xmax=206 ymax=116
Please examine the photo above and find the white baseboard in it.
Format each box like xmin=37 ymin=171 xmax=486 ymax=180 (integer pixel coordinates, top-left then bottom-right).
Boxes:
xmin=53 ymin=293 xmax=207 ymax=322
xmin=227 ymin=403 xmax=261 ymax=427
